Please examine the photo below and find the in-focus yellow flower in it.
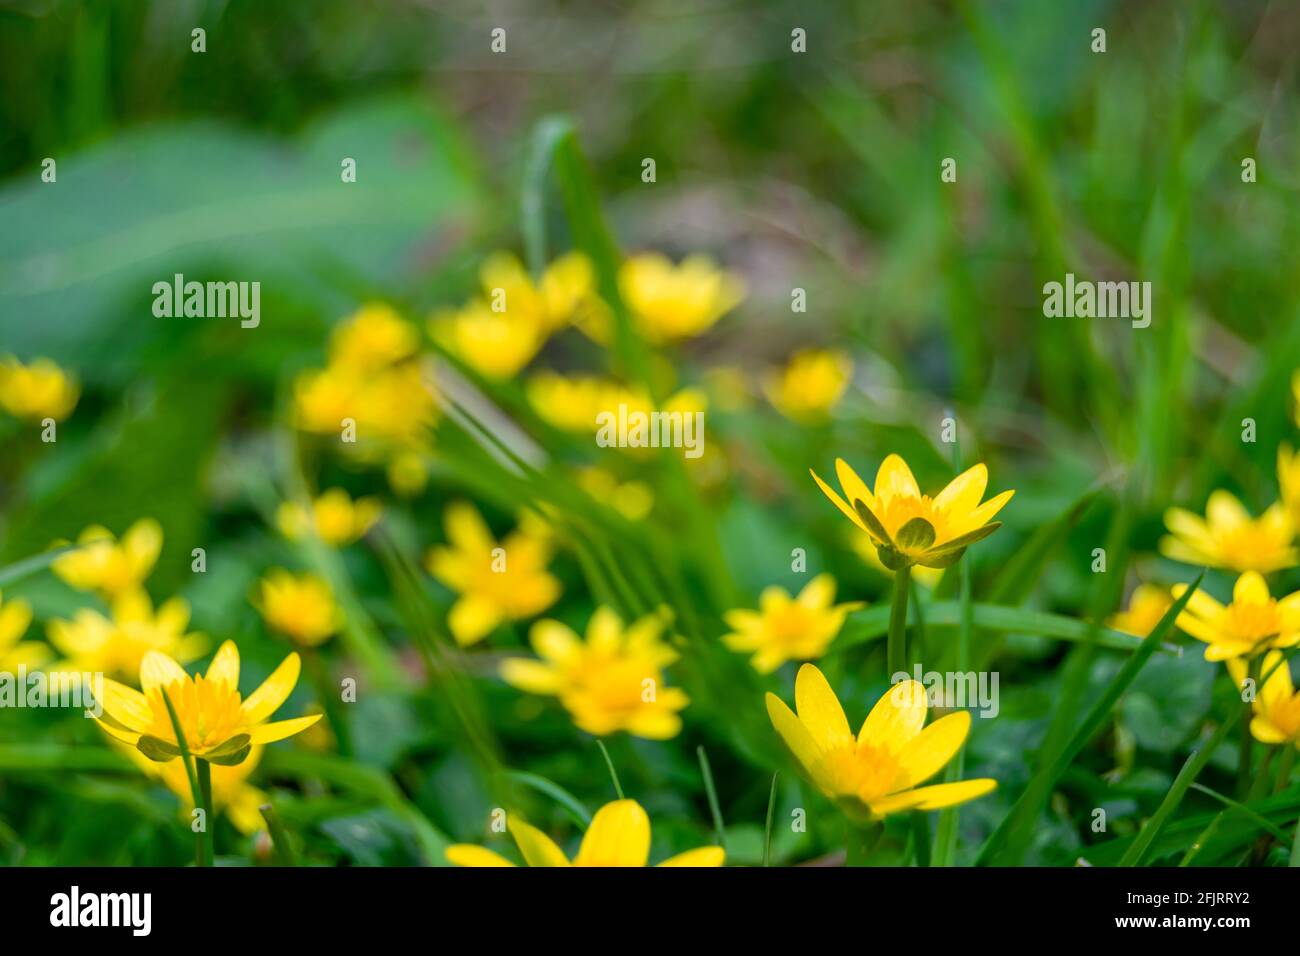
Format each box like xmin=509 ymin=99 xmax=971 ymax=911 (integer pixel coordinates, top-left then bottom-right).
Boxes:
xmin=51 ymin=518 xmax=163 ymax=598
xmin=1228 ymin=651 xmax=1300 ymax=749
xmin=1173 ymin=572 xmax=1300 ymax=662
xmin=46 ymin=588 xmax=206 ymax=682
xmin=446 ymin=799 xmax=724 ymax=867
xmin=1108 ymin=583 xmax=1173 ymax=637
xmin=253 ymin=570 xmax=343 ymax=647
xmin=95 ymin=641 xmax=321 ymax=764
xmin=1279 ymin=445 xmax=1300 ymax=529
xmin=765 ymin=349 xmax=853 ymax=422
xmin=723 ymin=574 xmax=862 ymax=673
xmin=813 ymin=455 xmax=1013 ymax=570
xmin=277 ymin=489 xmax=382 ymax=547
xmin=1161 ymin=491 xmax=1296 ymax=573
xmin=125 ymin=742 xmax=270 ymax=835
xmin=0 ymin=591 xmax=48 ymax=670
xmin=425 ymin=502 xmax=560 ymax=647
xmin=615 ymin=253 xmax=745 ymax=343
xmin=575 ymin=467 xmax=654 ymax=521
xmin=766 ymin=664 xmax=996 ymax=821
xmin=0 ymin=355 xmax=79 ymax=422
xmin=501 ymin=607 xmax=688 ymax=739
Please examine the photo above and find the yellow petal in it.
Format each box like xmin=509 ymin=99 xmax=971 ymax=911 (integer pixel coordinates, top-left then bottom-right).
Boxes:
xmin=245 ymin=713 xmax=322 ymax=744
xmin=1206 ymin=490 xmax=1250 ymax=529
xmin=874 ymin=454 xmax=919 ymax=503
xmin=99 ymin=679 xmax=154 ymax=731
xmin=499 ymin=658 xmax=561 ymax=694
xmin=765 ymin=692 xmax=824 ymax=778
xmin=205 ymin=640 xmax=240 ymax=689
xmin=867 ymin=778 xmax=997 ymax=817
xmin=448 ymin=595 xmax=502 ymax=647
xmin=140 ymin=651 xmax=188 ymax=694
xmin=445 ymin=844 xmax=516 ymax=867
xmin=95 ymin=718 xmax=143 ymax=746
xmin=1233 ymin=571 xmax=1270 ymax=606
xmin=796 ymin=574 xmax=836 ymax=609
xmin=574 ymin=800 xmax=651 ymax=866
xmin=241 ymin=652 xmax=302 ymax=724
xmin=861 ymin=679 xmax=927 ymax=750
xmin=658 ymin=846 xmax=726 ymax=867
xmin=794 ymin=664 xmax=852 ymax=752
xmin=508 ymin=819 xmax=572 ymax=867
xmin=933 ymin=463 xmax=988 ymax=515
xmin=834 ymin=459 xmax=875 ymax=512
xmin=445 ymin=501 xmax=494 ymax=552
xmin=811 ymin=468 xmax=869 ymax=533
xmin=894 ymin=711 xmax=971 ymax=788
xmin=530 ymin=619 xmax=582 ymax=664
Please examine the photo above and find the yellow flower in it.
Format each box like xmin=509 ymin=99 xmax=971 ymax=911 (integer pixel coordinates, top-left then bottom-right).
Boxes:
xmin=446 ymin=799 xmax=724 ymax=867
xmin=479 ymin=251 xmax=601 ymax=333
xmin=277 ymin=489 xmax=382 ymax=546
xmin=723 ymin=574 xmax=862 ymax=673
xmin=765 ymin=349 xmax=853 ymax=422
xmin=1172 ymin=572 xmax=1300 ymax=662
xmin=575 ymin=467 xmax=653 ymax=521
xmin=125 ymin=742 xmax=270 ymax=835
xmin=425 ymin=502 xmax=560 ymax=646
xmin=95 ymin=640 xmax=321 ymax=763
xmin=766 ymin=664 xmax=996 ymax=821
xmin=615 ymin=253 xmax=745 ymax=343
xmin=386 ymin=449 xmax=429 ymax=497
xmin=849 ymin=532 xmax=943 ymax=588
xmin=46 ymin=588 xmax=206 ymax=682
xmin=253 ymin=570 xmax=343 ymax=647
xmin=51 ymin=518 xmax=163 ymax=598
xmin=1161 ymin=491 xmax=1297 ymax=573
xmin=526 ymin=372 xmax=707 ymax=450
xmin=430 ymin=299 xmax=548 ymax=380
xmin=0 ymin=591 xmax=48 ymax=671
xmin=328 ymin=303 xmax=421 ymax=372
xmin=0 ymin=355 xmax=79 ymax=421
xmin=1108 ymin=584 xmax=1173 ymax=637
xmin=813 ymin=455 xmax=1013 ymax=570
xmin=1279 ymin=445 xmax=1300 ymax=529
xmin=501 ymin=607 xmax=688 ymax=739
xmin=1228 ymin=652 xmax=1300 ymax=749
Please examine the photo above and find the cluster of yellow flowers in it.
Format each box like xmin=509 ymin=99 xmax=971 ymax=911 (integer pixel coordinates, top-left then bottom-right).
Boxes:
xmin=0 ymin=355 xmax=79 ymax=423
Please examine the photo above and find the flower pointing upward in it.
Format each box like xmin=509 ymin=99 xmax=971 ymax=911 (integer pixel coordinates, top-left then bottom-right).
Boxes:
xmin=812 ymin=455 xmax=1013 ymax=570
xmin=95 ymin=641 xmax=320 ymax=766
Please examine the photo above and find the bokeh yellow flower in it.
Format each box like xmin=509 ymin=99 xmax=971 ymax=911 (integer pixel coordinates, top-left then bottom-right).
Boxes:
xmin=575 ymin=467 xmax=654 ymax=521
xmin=0 ymin=355 xmax=79 ymax=421
xmin=1108 ymin=583 xmax=1173 ymax=637
xmin=813 ymin=456 xmax=1013 ymax=570
xmin=615 ymin=253 xmax=745 ymax=343
xmin=51 ymin=518 xmax=163 ymax=598
xmin=1173 ymin=572 xmax=1300 ymax=662
xmin=766 ymin=664 xmax=996 ymax=821
xmin=328 ymin=302 xmax=421 ymax=371
xmin=765 ymin=349 xmax=853 ymax=422
xmin=125 ymin=742 xmax=270 ymax=835
xmin=425 ymin=502 xmax=560 ymax=646
xmin=96 ymin=641 xmax=320 ymax=763
xmin=1227 ymin=651 xmax=1300 ymax=748
xmin=46 ymin=589 xmax=205 ymax=682
xmin=526 ymin=371 xmax=707 ymax=451
xmin=430 ymin=299 xmax=548 ymax=380
xmin=0 ymin=591 xmax=48 ymax=670
xmin=480 ymin=251 xmax=601 ymax=333
xmin=446 ymin=799 xmax=724 ymax=867
xmin=253 ymin=570 xmax=343 ymax=647
xmin=723 ymin=574 xmax=862 ymax=673
xmin=277 ymin=489 xmax=382 ymax=547
xmin=501 ymin=607 xmax=688 ymax=739
xmin=1279 ymin=445 xmax=1300 ymax=528
xmin=1161 ymin=490 xmax=1296 ymax=573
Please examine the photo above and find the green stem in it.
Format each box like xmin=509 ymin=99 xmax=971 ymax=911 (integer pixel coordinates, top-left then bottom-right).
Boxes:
xmin=196 ymin=758 xmax=215 ymax=868
xmin=259 ymin=802 xmax=298 ymax=866
xmin=696 ymin=746 xmax=726 ymax=851
xmin=1237 ymin=656 xmax=1260 ymax=799
xmin=1274 ymin=746 xmax=1296 ymax=796
xmin=763 ymin=773 xmax=778 ymax=868
xmin=159 ymin=688 xmax=206 ymax=868
xmin=846 ymin=821 xmax=883 ymax=867
xmin=596 ymin=739 xmax=624 ymax=799
xmin=888 ymin=566 xmax=912 ymax=678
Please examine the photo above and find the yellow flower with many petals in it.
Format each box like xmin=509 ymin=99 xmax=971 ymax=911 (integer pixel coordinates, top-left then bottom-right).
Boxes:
xmin=96 ymin=641 xmax=320 ymax=764
xmin=1172 ymin=572 xmax=1300 ymax=662
xmin=125 ymin=742 xmax=270 ymax=835
xmin=446 ymin=799 xmax=724 ymax=867
xmin=1227 ymin=652 xmax=1300 ymax=749
xmin=46 ymin=589 xmax=205 ymax=682
xmin=615 ymin=253 xmax=745 ymax=344
xmin=813 ymin=455 xmax=1013 ymax=570
xmin=0 ymin=355 xmax=79 ymax=422
xmin=51 ymin=518 xmax=163 ymax=598
xmin=501 ymin=607 xmax=688 ymax=739
xmin=253 ymin=570 xmax=343 ymax=647
xmin=1279 ymin=445 xmax=1300 ymax=529
xmin=1161 ymin=491 xmax=1296 ymax=573
xmin=0 ymin=591 xmax=48 ymax=671
xmin=766 ymin=664 xmax=996 ymax=821
xmin=425 ymin=502 xmax=560 ymax=647
xmin=723 ymin=574 xmax=862 ymax=673
xmin=765 ymin=349 xmax=853 ymax=422
xmin=277 ymin=489 xmax=382 ymax=547
xmin=1108 ymin=583 xmax=1173 ymax=637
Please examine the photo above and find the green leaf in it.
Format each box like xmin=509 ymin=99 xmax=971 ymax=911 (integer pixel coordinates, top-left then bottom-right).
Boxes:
xmin=136 ymin=735 xmax=181 ymax=762
xmin=852 ymin=499 xmax=894 ymax=546
xmin=0 ymin=545 xmax=77 ymax=589
xmin=895 ymin=517 xmax=936 ymax=552
xmin=204 ymin=745 xmax=253 ymax=767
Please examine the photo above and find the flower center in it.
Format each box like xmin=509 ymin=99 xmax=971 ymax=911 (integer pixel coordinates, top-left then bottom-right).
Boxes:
xmin=147 ymin=676 xmax=244 ymax=751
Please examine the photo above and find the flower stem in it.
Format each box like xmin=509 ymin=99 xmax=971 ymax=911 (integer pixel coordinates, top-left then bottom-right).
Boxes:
xmin=845 ymin=821 xmax=883 ymax=867
xmin=1236 ymin=656 xmax=1260 ymax=799
xmin=196 ymin=758 xmax=215 ymax=867
xmin=888 ymin=566 xmax=912 ymax=677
